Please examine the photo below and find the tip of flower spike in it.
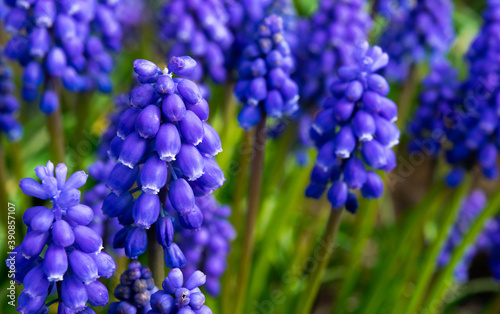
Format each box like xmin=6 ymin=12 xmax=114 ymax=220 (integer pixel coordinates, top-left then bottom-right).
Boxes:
xmin=168 ymin=56 xmax=197 ymax=76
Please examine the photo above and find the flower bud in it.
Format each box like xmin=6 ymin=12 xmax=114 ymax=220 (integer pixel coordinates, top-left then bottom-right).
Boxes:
xmin=197 ymin=122 xmax=222 ymax=156
xmin=66 ymin=204 xmax=94 ymax=225
xmin=118 ymin=131 xmax=148 ymax=168
xmin=361 ymin=172 xmax=384 ymax=199
xmin=264 ymin=89 xmax=284 ymax=118
xmin=156 ymin=75 xmax=176 ymax=95
xmin=133 ymin=59 xmax=161 ymax=77
xmin=117 ymin=108 xmax=141 ymax=139
xmin=30 ymin=207 xmax=54 ymax=233
xmin=175 ymin=144 xmax=204 ymax=180
xmin=74 ymin=225 xmax=103 ymax=253
xmin=93 ymin=252 xmax=116 ymax=278
xmin=343 ymin=158 xmax=367 ymax=189
xmin=57 ymin=188 xmax=81 ymax=208
xmin=361 ymin=140 xmax=387 ymax=169
xmin=151 ymin=291 xmax=175 ymax=313
xmin=46 ymin=47 xmax=67 ymax=77
xmin=61 ymin=275 xmax=88 ymax=312
xmin=178 ymin=206 xmax=203 ymax=230
xmin=156 ymin=123 xmax=181 ymax=162
xmin=327 ymin=181 xmax=348 ymax=209
xmin=43 ymin=244 xmax=67 ymax=282
xmin=22 ymin=264 xmax=49 ymax=297
xmin=156 ymin=216 xmax=174 ymax=248
xmin=168 ymin=56 xmax=197 ymax=76
xmin=101 ymin=191 xmax=132 ymax=218
xmin=162 ymin=93 xmax=187 ymax=122
xmin=107 ymin=163 xmax=140 ymax=195
xmin=352 ymin=110 xmax=375 ymax=142
xmin=136 ymin=105 xmax=161 ymax=139
xmin=177 ymin=79 xmax=202 ymax=105
xmin=238 ymin=105 xmax=262 ymax=130
xmin=19 ymin=178 xmax=49 ymax=200
xmin=169 ymin=178 xmax=195 ymax=214
xmin=185 ymin=270 xmax=207 ymax=290
xmin=132 ymin=193 xmax=160 ymax=229
xmin=22 ymin=231 xmax=48 ymax=258
xmin=334 ymin=126 xmax=355 ymax=158
xmin=247 ymin=77 xmax=267 ymax=106
xmin=69 ymin=250 xmax=98 ymax=284
xmin=197 ymin=157 xmax=225 ymax=190
xmin=85 ymin=280 xmax=109 ymax=307
xmin=34 ymin=0 xmax=57 ymax=28
xmin=52 ymin=220 xmax=74 ymax=247
xmin=130 ymin=84 xmax=158 ymax=108
xmin=164 ymin=245 xmax=186 ymax=269
xmin=374 ymin=116 xmax=399 ymax=147
xmin=17 ymin=292 xmax=47 ymax=314
xmin=125 ymin=227 xmax=148 ymax=259
xmin=186 ymin=98 xmax=209 ymax=121
xmin=140 ymin=154 xmax=168 ymax=194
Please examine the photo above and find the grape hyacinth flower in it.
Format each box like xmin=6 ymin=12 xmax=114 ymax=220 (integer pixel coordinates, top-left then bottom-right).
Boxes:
xmin=158 ymin=0 xmax=233 ymax=87
xmin=106 ymin=57 xmax=225 ymax=268
xmin=2 ymin=0 xmax=123 ymax=114
xmin=379 ymin=0 xmax=455 ymax=82
xmin=445 ymin=1 xmax=500 ymax=185
xmin=408 ymin=60 xmax=461 ymax=157
xmin=149 ymin=268 xmax=212 ymax=313
xmin=294 ymin=0 xmax=372 ymax=108
xmin=178 ymin=195 xmax=236 ymax=297
xmin=234 ymin=14 xmax=299 ymax=130
xmin=0 ymin=46 xmax=22 ymax=141
xmin=306 ymin=42 xmax=399 ymax=211
xmin=6 ymin=161 xmax=115 ymax=313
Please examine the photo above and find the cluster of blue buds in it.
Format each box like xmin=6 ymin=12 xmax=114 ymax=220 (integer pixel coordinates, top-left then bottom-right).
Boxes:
xmin=0 ymin=47 xmax=22 ymax=141
xmin=2 ymin=0 xmax=122 ymax=114
xmin=306 ymin=42 xmax=399 ymax=211
xmin=437 ymin=190 xmax=488 ymax=282
xmin=149 ymin=268 xmax=212 ymax=313
xmin=105 ymin=57 xmax=225 ymax=269
xmin=234 ymin=14 xmax=299 ymax=130
xmin=109 ymin=261 xmax=158 ymax=313
xmin=295 ymin=0 xmax=372 ymax=108
xmin=159 ymin=0 xmax=233 ymax=86
xmin=408 ymin=60 xmax=461 ymax=157
xmin=379 ymin=0 xmax=455 ymax=82
xmin=445 ymin=0 xmax=500 ymax=186
xmin=178 ymin=195 xmax=236 ymax=297
xmin=8 ymin=161 xmax=115 ymax=313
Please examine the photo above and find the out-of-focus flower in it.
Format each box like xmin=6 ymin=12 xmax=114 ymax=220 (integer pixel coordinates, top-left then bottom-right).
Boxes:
xmin=0 ymin=46 xmax=22 ymax=141
xmin=178 ymin=195 xmax=236 ymax=297
xmin=234 ymin=14 xmax=299 ymax=130
xmin=379 ymin=0 xmax=455 ymax=82
xmin=2 ymin=0 xmax=123 ymax=114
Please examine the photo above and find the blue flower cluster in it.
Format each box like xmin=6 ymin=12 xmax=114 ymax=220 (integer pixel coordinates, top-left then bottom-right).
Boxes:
xmin=379 ymin=0 xmax=455 ymax=82
xmin=306 ymin=42 xmax=399 ymax=211
xmin=109 ymin=261 xmax=158 ymax=314
xmin=445 ymin=1 xmax=500 ymax=185
xmin=158 ymin=0 xmax=233 ymax=86
xmin=378 ymin=0 xmax=412 ymax=18
xmin=2 ymin=0 xmax=122 ymax=114
xmin=408 ymin=60 xmax=461 ymax=157
xmin=149 ymin=268 xmax=212 ymax=313
xmin=178 ymin=195 xmax=236 ymax=297
xmin=295 ymin=0 xmax=372 ymax=108
xmin=105 ymin=57 xmax=225 ymax=268
xmin=8 ymin=161 xmax=115 ymax=313
xmin=0 ymin=47 xmax=22 ymax=141
xmin=234 ymin=14 xmax=299 ymax=130
xmin=437 ymin=190 xmax=488 ymax=282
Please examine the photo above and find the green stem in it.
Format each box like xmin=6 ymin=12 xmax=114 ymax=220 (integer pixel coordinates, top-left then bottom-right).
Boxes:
xmin=46 ymin=106 xmax=66 ymax=164
xmin=488 ymin=290 xmax=500 ymax=314
xmin=296 ymin=207 xmax=344 ymax=314
xmin=147 ymin=227 xmax=165 ymax=286
xmin=71 ymin=93 xmax=92 ymax=171
xmin=333 ymin=199 xmax=379 ymax=313
xmin=425 ymin=191 xmax=500 ymax=314
xmin=233 ymin=115 xmax=267 ymax=314
xmin=0 ymin=137 xmax=8 ymax=227
xmin=405 ymin=175 xmax=472 ymax=314
xmin=359 ymin=181 xmax=446 ymax=313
